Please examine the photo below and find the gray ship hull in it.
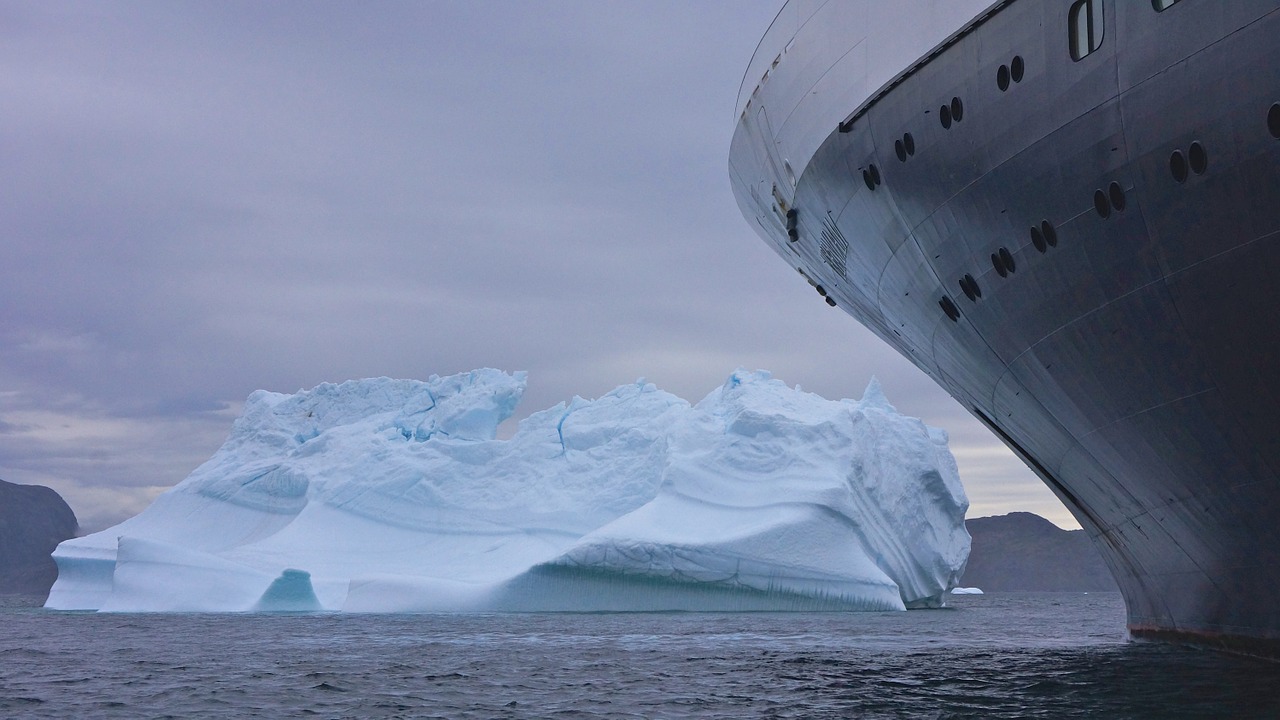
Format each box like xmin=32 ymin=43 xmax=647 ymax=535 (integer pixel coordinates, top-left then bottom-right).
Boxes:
xmin=731 ymin=0 xmax=1280 ymax=654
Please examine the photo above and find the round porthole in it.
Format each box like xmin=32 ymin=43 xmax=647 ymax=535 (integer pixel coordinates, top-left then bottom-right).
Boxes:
xmin=1011 ymin=56 xmax=1025 ymax=83
xmin=1031 ymin=225 xmax=1047 ymax=253
xmin=951 ymin=97 xmax=964 ymax=122
xmin=904 ymin=132 xmax=915 ymax=156
xmin=869 ymin=164 xmax=881 ymax=186
xmin=959 ymin=276 xmax=975 ymax=301
xmin=1189 ymin=142 xmax=1208 ymax=175
xmin=940 ymin=104 xmax=953 ymax=129
xmin=1109 ymin=182 xmax=1126 ymax=212
xmin=997 ymin=65 xmax=1010 ymax=92
xmin=895 ymin=139 xmax=907 ymax=162
xmin=968 ymin=274 xmax=981 ymax=298
xmin=992 ymin=252 xmax=1007 ymax=277
xmin=999 ymin=247 xmax=1015 ymax=273
xmin=939 ymin=297 xmax=960 ymax=322
xmin=863 ymin=169 xmax=876 ymax=191
xmin=1039 ymin=219 xmax=1059 ymax=245
xmin=1042 ymin=220 xmax=1058 ymax=247
xmin=1170 ymin=150 xmax=1188 ymax=183
xmin=1094 ymin=189 xmax=1111 ymax=218
xmin=1270 ymin=103 xmax=1280 ymax=139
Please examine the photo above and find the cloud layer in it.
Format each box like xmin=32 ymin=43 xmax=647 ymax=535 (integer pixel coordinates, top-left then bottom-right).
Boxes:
xmin=0 ymin=1 xmax=1070 ymax=532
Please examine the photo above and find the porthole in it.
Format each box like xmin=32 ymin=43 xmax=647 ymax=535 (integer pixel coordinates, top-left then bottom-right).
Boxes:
xmin=1042 ymin=220 xmax=1058 ymax=247
xmin=1152 ymin=0 xmax=1180 ymax=10
xmin=825 ymin=296 xmax=838 ymax=307
xmin=862 ymin=165 xmax=882 ymax=191
xmin=1188 ymin=142 xmax=1208 ymax=174
xmin=904 ymin=133 xmax=915 ymax=156
xmin=1169 ymin=150 xmax=1188 ymax=183
xmin=997 ymin=65 xmax=1011 ymax=92
xmin=1011 ymin=56 xmax=1025 ymax=83
xmin=1270 ymin=104 xmax=1280 ymax=139
xmin=951 ymin=97 xmax=964 ymax=122
xmin=940 ymin=297 xmax=960 ymax=322
xmin=815 ymin=284 xmax=827 ymax=297
xmin=999 ymin=247 xmax=1015 ymax=273
xmin=992 ymin=252 xmax=1007 ymax=277
xmin=1031 ymin=225 xmax=1047 ymax=253
xmin=960 ymin=277 xmax=975 ymax=301
xmin=1094 ymin=189 xmax=1111 ymax=218
xmin=1108 ymin=182 xmax=1126 ymax=212
xmin=940 ymin=104 xmax=953 ymax=129
xmin=895 ymin=139 xmax=907 ymax=162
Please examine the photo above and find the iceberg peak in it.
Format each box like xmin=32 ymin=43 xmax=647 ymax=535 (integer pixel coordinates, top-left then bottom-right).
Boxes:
xmin=859 ymin=375 xmax=896 ymax=412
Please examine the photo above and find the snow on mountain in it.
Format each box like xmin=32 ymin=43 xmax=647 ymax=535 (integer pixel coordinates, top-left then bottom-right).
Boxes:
xmin=47 ymin=369 xmax=969 ymax=612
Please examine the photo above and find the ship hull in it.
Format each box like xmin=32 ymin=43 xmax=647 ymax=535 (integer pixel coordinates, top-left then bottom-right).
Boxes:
xmin=731 ymin=0 xmax=1280 ymax=654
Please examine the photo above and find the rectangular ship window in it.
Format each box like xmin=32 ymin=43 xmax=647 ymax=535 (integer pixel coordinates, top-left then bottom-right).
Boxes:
xmin=1069 ymin=0 xmax=1105 ymax=61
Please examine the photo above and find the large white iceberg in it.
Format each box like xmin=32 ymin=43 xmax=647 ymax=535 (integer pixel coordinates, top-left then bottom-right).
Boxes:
xmin=47 ymin=369 xmax=970 ymax=612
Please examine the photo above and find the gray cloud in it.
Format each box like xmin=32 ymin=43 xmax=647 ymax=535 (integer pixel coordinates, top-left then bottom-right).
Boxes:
xmin=0 ymin=0 xmax=1070 ymax=532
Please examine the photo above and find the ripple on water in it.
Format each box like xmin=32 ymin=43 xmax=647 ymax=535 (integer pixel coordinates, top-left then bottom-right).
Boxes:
xmin=0 ymin=595 xmax=1278 ymax=718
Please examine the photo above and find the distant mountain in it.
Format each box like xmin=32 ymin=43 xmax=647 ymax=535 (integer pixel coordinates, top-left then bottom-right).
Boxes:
xmin=961 ymin=512 xmax=1118 ymax=592
xmin=0 ymin=479 xmax=78 ymax=597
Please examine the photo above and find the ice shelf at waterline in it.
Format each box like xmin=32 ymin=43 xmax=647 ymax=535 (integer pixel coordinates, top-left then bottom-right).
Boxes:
xmin=47 ymin=369 xmax=970 ymax=612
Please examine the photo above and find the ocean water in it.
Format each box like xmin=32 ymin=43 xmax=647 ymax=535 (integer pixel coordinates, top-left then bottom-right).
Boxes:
xmin=3 ymin=592 xmax=1279 ymax=719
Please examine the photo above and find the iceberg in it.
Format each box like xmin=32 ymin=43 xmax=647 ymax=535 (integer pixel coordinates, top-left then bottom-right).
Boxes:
xmin=47 ymin=369 xmax=970 ymax=612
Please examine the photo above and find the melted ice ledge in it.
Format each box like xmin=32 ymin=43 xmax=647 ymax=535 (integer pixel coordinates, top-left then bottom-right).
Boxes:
xmin=48 ymin=369 xmax=970 ymax=612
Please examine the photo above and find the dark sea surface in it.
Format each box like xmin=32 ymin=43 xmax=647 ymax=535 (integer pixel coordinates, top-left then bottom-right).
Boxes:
xmin=3 ymin=592 xmax=1279 ymax=719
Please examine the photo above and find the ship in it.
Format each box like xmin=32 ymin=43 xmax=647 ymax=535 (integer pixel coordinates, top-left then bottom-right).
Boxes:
xmin=729 ymin=0 xmax=1280 ymax=656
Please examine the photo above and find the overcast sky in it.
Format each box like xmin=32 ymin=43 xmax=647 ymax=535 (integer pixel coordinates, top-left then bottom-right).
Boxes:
xmin=0 ymin=0 xmax=1073 ymax=533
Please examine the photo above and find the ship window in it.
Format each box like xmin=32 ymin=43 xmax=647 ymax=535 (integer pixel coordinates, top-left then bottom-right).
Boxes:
xmin=1170 ymin=150 xmax=1188 ymax=183
xmin=1042 ymin=220 xmax=1058 ymax=247
xmin=862 ymin=164 xmax=882 ymax=191
xmin=939 ymin=297 xmax=960 ymax=322
xmin=1188 ymin=142 xmax=1208 ymax=174
xmin=1011 ymin=56 xmax=1025 ymax=83
xmin=997 ymin=65 xmax=1010 ymax=92
xmin=992 ymin=252 xmax=1007 ymax=277
xmin=1069 ymin=0 xmax=1104 ymax=61
xmin=999 ymin=247 xmax=1015 ymax=274
xmin=1094 ymin=188 xmax=1111 ymax=218
xmin=1108 ymin=182 xmax=1126 ymax=212
xmin=1152 ymin=0 xmax=1180 ymax=10
xmin=1270 ymin=104 xmax=1280 ymax=138
xmin=1031 ymin=225 xmax=1047 ymax=253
